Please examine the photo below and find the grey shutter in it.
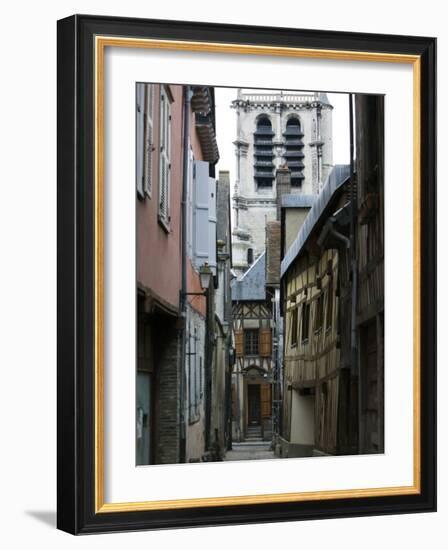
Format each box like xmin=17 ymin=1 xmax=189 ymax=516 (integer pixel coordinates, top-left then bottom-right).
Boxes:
xmin=208 ymin=178 xmax=217 ymax=275
xmin=136 ymin=83 xmax=145 ymax=198
xmin=193 ymin=160 xmax=210 ymax=268
xmin=158 ymin=88 xmax=171 ymax=223
xmin=143 ymin=84 xmax=153 ymax=196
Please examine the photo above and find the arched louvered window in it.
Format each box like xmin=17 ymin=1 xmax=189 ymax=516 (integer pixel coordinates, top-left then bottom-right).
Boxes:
xmin=283 ymin=117 xmax=304 ymax=187
xmin=247 ymin=248 xmax=254 ymax=265
xmin=254 ymin=116 xmax=274 ymax=188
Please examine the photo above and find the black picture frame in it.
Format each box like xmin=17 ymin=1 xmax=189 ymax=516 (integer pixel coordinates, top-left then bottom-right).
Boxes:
xmin=57 ymin=14 xmax=436 ymax=534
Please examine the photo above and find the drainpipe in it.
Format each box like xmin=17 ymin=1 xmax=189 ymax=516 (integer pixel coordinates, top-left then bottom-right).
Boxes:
xmin=179 ymin=86 xmax=192 ymax=463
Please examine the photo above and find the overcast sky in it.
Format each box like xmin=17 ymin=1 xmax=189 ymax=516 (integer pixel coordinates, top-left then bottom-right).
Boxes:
xmin=214 ymin=87 xmax=351 ymax=187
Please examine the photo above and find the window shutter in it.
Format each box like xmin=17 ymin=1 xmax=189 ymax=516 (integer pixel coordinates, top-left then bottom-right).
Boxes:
xmin=259 ymin=328 xmax=272 ymax=357
xmin=143 ymin=84 xmax=153 ymax=196
xmin=158 ymin=88 xmax=171 ymax=224
xmin=193 ymin=160 xmax=210 ymax=268
xmin=234 ymin=329 xmax=244 ymax=357
xmin=260 ymin=384 xmax=272 ymax=418
xmin=136 ymin=84 xmax=145 ymax=198
xmin=208 ymin=178 xmax=217 ymax=275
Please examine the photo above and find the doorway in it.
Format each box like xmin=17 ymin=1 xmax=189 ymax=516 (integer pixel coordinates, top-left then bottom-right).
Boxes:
xmin=248 ymin=384 xmax=261 ymax=425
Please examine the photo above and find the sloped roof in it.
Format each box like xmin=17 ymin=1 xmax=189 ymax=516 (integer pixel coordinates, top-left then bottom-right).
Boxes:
xmin=280 ymin=165 xmax=351 ymax=277
xmin=281 ymin=194 xmax=316 ymax=208
xmin=231 ymin=252 xmax=266 ymax=301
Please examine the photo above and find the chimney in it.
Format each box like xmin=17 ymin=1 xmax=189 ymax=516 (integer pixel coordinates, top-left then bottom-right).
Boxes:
xmin=265 ymin=220 xmax=281 ymax=288
xmin=276 ymin=165 xmax=291 ymax=221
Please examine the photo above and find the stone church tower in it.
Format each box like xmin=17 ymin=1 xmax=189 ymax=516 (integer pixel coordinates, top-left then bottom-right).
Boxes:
xmin=232 ymin=89 xmax=333 ymax=275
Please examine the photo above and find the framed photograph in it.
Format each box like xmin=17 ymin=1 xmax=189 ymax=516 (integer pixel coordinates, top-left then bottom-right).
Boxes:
xmin=57 ymin=14 xmax=436 ymax=534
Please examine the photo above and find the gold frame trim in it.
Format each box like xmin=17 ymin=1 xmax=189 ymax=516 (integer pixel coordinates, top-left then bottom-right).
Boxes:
xmin=94 ymin=36 xmax=421 ymax=513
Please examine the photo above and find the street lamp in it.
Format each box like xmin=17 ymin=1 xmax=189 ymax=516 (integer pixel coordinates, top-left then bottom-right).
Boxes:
xmin=199 ymin=263 xmax=212 ymax=291
xmin=182 ymin=263 xmax=212 ymax=297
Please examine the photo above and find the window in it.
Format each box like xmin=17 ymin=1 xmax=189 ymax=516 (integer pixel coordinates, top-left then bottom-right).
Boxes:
xmin=244 ymin=329 xmax=259 ymax=356
xmin=314 ymin=293 xmax=324 ymax=332
xmin=247 ymin=248 xmax=254 ymax=265
xmin=301 ymin=302 xmax=310 ymax=343
xmin=158 ymin=86 xmax=171 ymax=227
xmin=283 ymin=117 xmax=305 ymax=187
xmin=254 ymin=116 xmax=274 ymax=188
xmin=290 ymin=307 xmax=298 ymax=347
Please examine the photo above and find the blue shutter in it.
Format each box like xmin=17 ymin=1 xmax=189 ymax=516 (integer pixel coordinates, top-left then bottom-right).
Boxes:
xmin=193 ymin=160 xmax=210 ymax=269
xmin=208 ymin=178 xmax=217 ymax=275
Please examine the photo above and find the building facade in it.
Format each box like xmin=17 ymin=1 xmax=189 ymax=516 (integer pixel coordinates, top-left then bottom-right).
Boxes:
xmin=136 ymin=83 xmax=233 ymax=465
xmin=279 ymin=165 xmax=352 ymax=458
xmin=231 ymin=90 xmax=333 ymax=275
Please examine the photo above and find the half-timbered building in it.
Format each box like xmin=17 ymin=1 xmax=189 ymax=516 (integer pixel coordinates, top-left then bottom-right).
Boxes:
xmin=279 ymin=165 xmax=354 ymax=457
xmin=231 ymin=253 xmax=273 ymax=442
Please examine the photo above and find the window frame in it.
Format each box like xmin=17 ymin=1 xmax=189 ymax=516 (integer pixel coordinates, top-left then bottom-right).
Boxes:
xmin=301 ymin=301 xmax=311 ymax=344
xmin=290 ymin=306 xmax=298 ymax=347
xmin=244 ymin=328 xmax=259 ymax=356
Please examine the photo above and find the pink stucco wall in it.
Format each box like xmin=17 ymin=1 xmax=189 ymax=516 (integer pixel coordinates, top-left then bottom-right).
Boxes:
xmin=136 ymin=84 xmax=183 ymax=310
xmin=137 ymin=85 xmax=208 ymax=317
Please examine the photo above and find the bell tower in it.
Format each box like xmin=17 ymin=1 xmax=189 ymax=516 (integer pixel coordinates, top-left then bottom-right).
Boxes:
xmin=231 ymin=89 xmax=333 ymax=276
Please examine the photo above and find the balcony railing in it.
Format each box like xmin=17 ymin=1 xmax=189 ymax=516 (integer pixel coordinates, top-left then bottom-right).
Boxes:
xmin=240 ymin=92 xmax=317 ymax=103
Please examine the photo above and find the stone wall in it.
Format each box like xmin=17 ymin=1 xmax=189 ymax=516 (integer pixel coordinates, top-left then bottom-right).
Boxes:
xmin=153 ymin=315 xmax=182 ymax=464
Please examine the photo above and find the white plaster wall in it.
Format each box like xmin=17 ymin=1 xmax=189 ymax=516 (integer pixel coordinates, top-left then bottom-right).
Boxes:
xmin=321 ymin=107 xmax=334 ymax=185
xmin=290 ymin=390 xmax=315 ymax=445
